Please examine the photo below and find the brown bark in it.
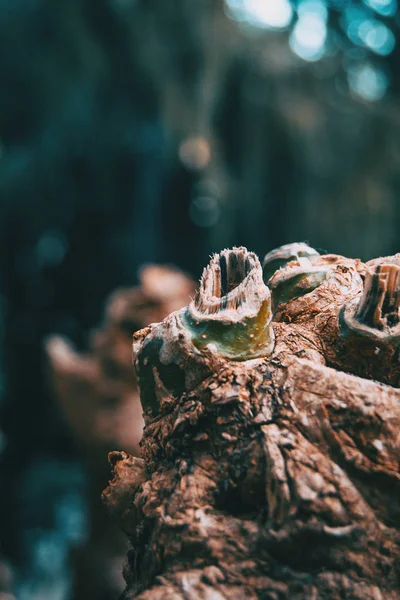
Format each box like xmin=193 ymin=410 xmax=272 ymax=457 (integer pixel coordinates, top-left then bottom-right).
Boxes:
xmin=103 ymin=246 xmax=400 ymax=599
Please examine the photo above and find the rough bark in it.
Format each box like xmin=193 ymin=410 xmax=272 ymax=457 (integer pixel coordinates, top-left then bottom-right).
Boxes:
xmin=104 ymin=246 xmax=400 ymax=599
xmin=46 ymin=265 xmax=195 ymax=600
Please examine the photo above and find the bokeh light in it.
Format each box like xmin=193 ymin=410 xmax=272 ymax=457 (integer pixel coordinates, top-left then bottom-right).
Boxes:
xmin=290 ymin=12 xmax=328 ymax=61
xmin=36 ymin=232 xmax=68 ymax=268
xmin=364 ymin=0 xmax=397 ymax=17
xmin=360 ymin=20 xmax=395 ymax=55
xmin=189 ymin=196 xmax=220 ymax=228
xmin=341 ymin=5 xmax=396 ymax=55
xmin=225 ymin=0 xmax=293 ymax=30
xmin=347 ymin=61 xmax=390 ymax=100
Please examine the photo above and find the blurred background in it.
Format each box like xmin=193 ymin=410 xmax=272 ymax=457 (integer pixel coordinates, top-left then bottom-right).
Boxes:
xmin=0 ymin=0 xmax=399 ymax=598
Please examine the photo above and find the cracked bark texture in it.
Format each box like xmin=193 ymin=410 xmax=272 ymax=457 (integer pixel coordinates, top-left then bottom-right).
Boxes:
xmin=45 ymin=265 xmax=195 ymax=600
xmin=104 ymin=246 xmax=400 ymax=600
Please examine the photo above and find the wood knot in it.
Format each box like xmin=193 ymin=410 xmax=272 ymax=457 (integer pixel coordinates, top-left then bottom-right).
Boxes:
xmin=194 ymin=247 xmax=262 ymax=319
xmin=341 ymin=257 xmax=400 ymax=342
xmin=263 ymin=242 xmax=320 ymax=283
xmin=184 ymin=247 xmax=275 ymax=360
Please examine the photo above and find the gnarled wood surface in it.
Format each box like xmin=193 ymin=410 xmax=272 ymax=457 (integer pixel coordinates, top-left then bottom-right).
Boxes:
xmin=103 ymin=246 xmax=400 ymax=599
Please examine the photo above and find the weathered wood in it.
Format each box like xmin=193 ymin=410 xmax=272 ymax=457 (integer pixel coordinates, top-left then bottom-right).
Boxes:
xmin=104 ymin=246 xmax=400 ymax=599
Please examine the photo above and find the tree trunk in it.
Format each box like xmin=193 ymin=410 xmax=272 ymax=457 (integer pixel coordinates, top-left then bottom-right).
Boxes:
xmin=103 ymin=245 xmax=400 ymax=599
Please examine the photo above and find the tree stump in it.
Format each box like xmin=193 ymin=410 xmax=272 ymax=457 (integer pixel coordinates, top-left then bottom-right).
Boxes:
xmin=103 ymin=245 xmax=400 ymax=599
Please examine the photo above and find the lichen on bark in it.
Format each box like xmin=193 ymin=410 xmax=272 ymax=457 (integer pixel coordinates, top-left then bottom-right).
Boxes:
xmin=103 ymin=245 xmax=400 ymax=600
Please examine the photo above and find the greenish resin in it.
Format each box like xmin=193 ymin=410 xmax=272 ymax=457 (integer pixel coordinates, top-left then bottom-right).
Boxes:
xmin=182 ymin=299 xmax=274 ymax=361
xmin=271 ymin=270 xmax=328 ymax=306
